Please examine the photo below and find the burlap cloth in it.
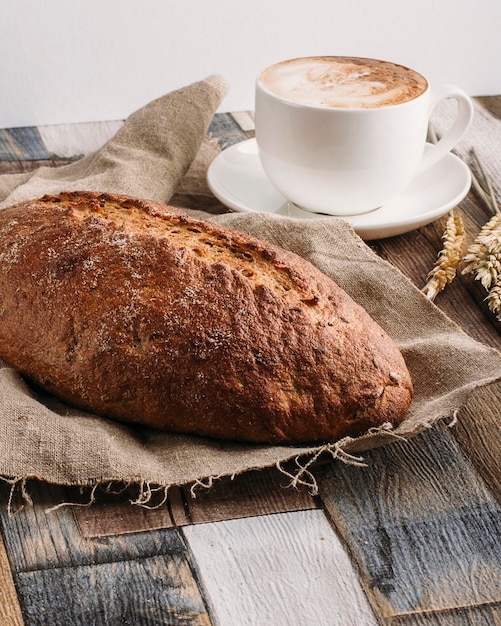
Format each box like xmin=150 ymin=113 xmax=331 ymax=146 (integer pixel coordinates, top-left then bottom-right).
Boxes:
xmin=1 ymin=75 xmax=501 ymax=499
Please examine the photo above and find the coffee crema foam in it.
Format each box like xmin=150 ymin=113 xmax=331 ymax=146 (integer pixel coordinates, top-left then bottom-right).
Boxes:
xmin=258 ymin=57 xmax=428 ymax=108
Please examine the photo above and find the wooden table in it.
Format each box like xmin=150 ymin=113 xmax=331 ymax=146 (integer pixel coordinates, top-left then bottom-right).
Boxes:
xmin=1 ymin=98 xmax=501 ymax=626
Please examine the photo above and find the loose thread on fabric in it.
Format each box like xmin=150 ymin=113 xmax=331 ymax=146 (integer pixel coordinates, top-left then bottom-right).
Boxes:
xmin=447 ymin=408 xmax=460 ymax=428
xmin=189 ymin=475 xmax=220 ymax=498
xmin=189 ymin=472 xmax=238 ymax=499
xmin=47 ymin=480 xmax=172 ymax=511
xmin=44 ymin=482 xmax=100 ymax=514
xmin=276 ymin=443 xmax=368 ymax=496
xmin=103 ymin=481 xmax=134 ymax=496
xmin=129 ymin=481 xmax=170 ymax=510
xmin=1 ymin=476 xmax=33 ymax=517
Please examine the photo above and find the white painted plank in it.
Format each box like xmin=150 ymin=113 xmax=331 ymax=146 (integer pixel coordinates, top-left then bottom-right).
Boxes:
xmin=183 ymin=509 xmax=377 ymax=626
xmin=230 ymin=111 xmax=255 ymax=132
xmin=38 ymin=120 xmax=124 ymax=157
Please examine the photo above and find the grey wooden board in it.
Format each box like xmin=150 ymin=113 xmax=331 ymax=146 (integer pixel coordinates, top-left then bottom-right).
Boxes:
xmin=0 ymin=483 xmax=212 ymax=625
xmin=389 ymin=605 xmax=501 ymax=626
xmin=318 ymin=421 xmax=501 ymax=622
xmin=0 ymin=127 xmax=50 ymax=161
xmin=15 ymin=555 xmax=211 ymax=626
xmin=206 ymin=112 xmax=249 ymax=149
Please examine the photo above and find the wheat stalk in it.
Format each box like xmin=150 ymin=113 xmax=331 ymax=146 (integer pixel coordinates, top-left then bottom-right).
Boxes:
xmin=486 ymin=283 xmax=501 ymax=322
xmin=422 ymin=127 xmax=501 ymax=321
xmin=422 ymin=210 xmax=466 ymax=301
xmin=460 ymin=148 xmax=501 ymax=320
xmin=462 ymin=212 xmax=501 ymax=320
xmin=422 ymin=124 xmax=466 ymax=301
xmin=462 ymin=213 xmax=501 ymax=289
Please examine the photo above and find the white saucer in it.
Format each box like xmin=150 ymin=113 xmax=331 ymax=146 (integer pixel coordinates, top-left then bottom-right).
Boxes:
xmin=207 ymin=138 xmax=471 ymax=240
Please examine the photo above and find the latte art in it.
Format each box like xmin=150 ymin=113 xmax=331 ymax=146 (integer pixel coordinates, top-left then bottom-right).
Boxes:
xmin=258 ymin=57 xmax=428 ymax=108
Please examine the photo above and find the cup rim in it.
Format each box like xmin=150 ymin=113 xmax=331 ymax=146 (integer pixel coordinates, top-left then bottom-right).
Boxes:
xmin=256 ymin=56 xmax=430 ymax=112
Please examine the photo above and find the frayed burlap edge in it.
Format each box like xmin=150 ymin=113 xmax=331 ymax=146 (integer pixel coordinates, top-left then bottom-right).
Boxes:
xmin=0 ymin=407 xmax=463 ymax=517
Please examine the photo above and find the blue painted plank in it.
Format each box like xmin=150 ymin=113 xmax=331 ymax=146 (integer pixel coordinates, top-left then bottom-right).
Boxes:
xmin=16 ymin=554 xmax=211 ymax=626
xmin=318 ymin=422 xmax=501 ymax=620
xmin=208 ymin=112 xmax=249 ymax=149
xmin=0 ymin=127 xmax=50 ymax=161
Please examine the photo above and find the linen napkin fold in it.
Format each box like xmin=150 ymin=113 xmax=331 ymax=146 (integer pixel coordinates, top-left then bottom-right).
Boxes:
xmin=1 ymin=76 xmax=501 ymax=500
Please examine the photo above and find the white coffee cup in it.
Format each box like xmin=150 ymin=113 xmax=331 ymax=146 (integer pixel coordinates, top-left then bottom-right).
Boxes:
xmin=255 ymin=56 xmax=474 ymax=216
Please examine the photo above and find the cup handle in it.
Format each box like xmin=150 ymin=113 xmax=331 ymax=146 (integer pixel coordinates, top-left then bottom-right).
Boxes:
xmin=417 ymin=84 xmax=474 ymax=174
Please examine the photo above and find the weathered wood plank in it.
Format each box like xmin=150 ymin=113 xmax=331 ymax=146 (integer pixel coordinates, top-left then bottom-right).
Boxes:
xmin=38 ymin=120 xmax=124 ymax=158
xmin=183 ymin=509 xmax=378 ymax=626
xmin=449 ymin=380 xmax=501 ymax=504
xmin=177 ymin=467 xmax=318 ymax=526
xmin=317 ymin=421 xmax=501 ymax=622
xmin=0 ymin=483 xmax=182 ymax=571
xmin=0 ymin=127 xmax=50 ymax=161
xmin=0 ymin=483 xmax=162 ymax=571
xmin=0 ymin=531 xmax=24 ymax=626
xmin=476 ymin=96 xmax=501 ymax=120
xmin=15 ymin=554 xmax=211 ymax=626
xmin=389 ymin=602 xmax=501 ymax=626
xmin=229 ymin=111 xmax=255 ymax=133
xmin=0 ymin=157 xmax=78 ymax=177
xmin=0 ymin=483 xmax=214 ymax=624
xmin=207 ymin=112 xmax=249 ymax=149
xmin=73 ymin=467 xmax=317 ymax=537
xmin=74 ymin=496 xmax=174 ymax=538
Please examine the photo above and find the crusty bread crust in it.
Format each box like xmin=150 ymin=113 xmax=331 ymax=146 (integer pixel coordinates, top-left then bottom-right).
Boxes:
xmin=0 ymin=191 xmax=412 ymax=443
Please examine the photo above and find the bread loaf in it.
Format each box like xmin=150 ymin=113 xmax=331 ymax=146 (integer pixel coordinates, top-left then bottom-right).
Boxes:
xmin=0 ymin=191 xmax=412 ymax=443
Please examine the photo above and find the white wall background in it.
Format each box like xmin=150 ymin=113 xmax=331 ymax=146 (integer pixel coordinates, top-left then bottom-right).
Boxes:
xmin=1 ymin=0 xmax=500 ymax=128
